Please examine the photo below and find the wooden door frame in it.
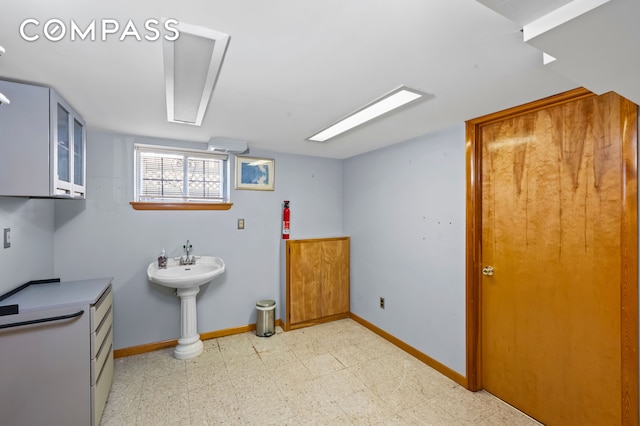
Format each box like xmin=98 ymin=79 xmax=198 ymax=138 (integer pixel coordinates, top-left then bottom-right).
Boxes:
xmin=464 ymin=88 xmax=639 ymax=424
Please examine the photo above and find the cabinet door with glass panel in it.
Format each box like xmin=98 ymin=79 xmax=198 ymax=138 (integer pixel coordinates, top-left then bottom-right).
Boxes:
xmin=51 ymin=91 xmax=86 ymax=198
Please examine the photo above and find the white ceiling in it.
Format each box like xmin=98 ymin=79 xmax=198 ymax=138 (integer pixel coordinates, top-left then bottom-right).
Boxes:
xmin=0 ymin=0 xmax=636 ymax=159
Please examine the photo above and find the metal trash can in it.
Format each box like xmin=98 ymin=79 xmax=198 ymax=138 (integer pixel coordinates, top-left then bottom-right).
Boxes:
xmin=256 ymin=299 xmax=276 ymax=337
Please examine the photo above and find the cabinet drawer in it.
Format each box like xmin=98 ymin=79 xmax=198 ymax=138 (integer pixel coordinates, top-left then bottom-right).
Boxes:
xmin=92 ymin=342 xmax=113 ymax=426
xmin=91 ymin=285 xmax=112 ymax=332
xmin=90 ymin=307 xmax=112 ymax=359
xmin=91 ymin=326 xmax=112 ymax=385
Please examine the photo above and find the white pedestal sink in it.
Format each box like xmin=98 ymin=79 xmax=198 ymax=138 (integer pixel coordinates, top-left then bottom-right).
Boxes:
xmin=147 ymin=256 xmax=225 ymax=359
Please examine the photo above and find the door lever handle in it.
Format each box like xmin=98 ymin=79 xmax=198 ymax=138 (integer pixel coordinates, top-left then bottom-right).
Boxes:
xmin=482 ymin=266 xmax=494 ymax=276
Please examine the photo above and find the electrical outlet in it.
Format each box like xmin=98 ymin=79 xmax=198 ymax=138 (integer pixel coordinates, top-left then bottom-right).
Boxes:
xmin=3 ymin=227 xmax=10 ymax=249
xmin=379 ymin=297 xmax=385 ymax=309
xmin=237 ymin=219 xmax=245 ymax=230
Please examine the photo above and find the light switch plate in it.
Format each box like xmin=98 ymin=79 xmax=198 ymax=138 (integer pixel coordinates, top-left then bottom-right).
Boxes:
xmin=237 ymin=219 xmax=245 ymax=230
xmin=3 ymin=227 xmax=10 ymax=248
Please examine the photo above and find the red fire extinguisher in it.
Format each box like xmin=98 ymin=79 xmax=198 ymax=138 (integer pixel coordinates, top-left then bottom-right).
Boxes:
xmin=282 ymin=200 xmax=290 ymax=239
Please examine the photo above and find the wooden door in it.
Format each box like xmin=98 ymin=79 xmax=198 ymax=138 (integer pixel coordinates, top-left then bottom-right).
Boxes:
xmin=288 ymin=240 xmax=322 ymax=324
xmin=321 ymin=237 xmax=350 ymax=317
xmin=466 ymin=90 xmax=638 ymax=425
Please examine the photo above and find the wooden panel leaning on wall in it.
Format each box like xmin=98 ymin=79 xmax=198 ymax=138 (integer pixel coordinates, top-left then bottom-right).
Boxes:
xmin=285 ymin=237 xmax=350 ymax=331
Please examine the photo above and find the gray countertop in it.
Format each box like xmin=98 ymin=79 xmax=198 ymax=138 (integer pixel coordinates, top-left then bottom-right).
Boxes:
xmin=1 ymin=277 xmax=113 ymax=313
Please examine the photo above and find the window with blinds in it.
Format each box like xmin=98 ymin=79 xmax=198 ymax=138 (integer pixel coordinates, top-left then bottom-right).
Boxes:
xmin=135 ymin=144 xmax=228 ymax=202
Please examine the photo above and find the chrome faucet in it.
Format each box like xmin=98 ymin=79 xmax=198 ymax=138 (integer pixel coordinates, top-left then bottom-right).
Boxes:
xmin=180 ymin=240 xmax=196 ymax=265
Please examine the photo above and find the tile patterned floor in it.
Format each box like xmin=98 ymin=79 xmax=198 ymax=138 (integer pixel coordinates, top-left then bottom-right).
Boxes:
xmin=100 ymin=319 xmax=541 ymax=425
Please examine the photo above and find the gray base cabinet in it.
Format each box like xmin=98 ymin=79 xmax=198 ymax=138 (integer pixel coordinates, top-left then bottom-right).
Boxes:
xmin=0 ymin=278 xmax=113 ymax=425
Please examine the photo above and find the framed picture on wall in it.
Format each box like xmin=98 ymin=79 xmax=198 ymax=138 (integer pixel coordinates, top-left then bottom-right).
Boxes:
xmin=235 ymin=156 xmax=275 ymax=191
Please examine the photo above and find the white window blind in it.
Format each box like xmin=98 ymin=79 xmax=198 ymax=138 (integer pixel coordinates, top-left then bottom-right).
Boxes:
xmin=135 ymin=144 xmax=228 ymax=202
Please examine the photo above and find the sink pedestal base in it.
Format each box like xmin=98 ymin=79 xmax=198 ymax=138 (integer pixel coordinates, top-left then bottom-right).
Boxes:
xmin=174 ymin=286 xmax=203 ymax=360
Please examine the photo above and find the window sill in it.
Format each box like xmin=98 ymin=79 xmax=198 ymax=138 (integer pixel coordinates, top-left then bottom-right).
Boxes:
xmin=130 ymin=202 xmax=233 ymax=211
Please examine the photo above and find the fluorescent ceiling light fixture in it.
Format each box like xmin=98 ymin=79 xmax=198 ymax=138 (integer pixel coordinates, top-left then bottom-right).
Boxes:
xmin=522 ymin=0 xmax=611 ymax=42
xmin=163 ymin=20 xmax=230 ymax=126
xmin=307 ymin=85 xmax=432 ymax=142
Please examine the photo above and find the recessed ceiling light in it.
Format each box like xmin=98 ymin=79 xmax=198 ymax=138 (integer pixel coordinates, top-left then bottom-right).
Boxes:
xmin=163 ymin=20 xmax=230 ymax=126
xmin=307 ymin=85 xmax=433 ymax=142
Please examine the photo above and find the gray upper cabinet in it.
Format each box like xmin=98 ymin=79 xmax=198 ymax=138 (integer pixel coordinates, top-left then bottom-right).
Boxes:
xmin=0 ymin=80 xmax=86 ymax=198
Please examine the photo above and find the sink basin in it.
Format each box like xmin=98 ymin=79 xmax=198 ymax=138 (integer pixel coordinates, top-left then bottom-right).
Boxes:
xmin=147 ymin=255 xmax=226 ymax=360
xmin=147 ymin=256 xmax=225 ymax=289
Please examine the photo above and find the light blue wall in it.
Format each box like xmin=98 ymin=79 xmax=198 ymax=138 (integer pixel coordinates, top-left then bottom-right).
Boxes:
xmin=343 ymin=124 xmax=467 ymax=375
xmin=3 ymin=124 xmax=469 ymax=376
xmin=0 ymin=198 xmax=54 ymax=294
xmin=53 ymin=130 xmax=343 ymax=350
xmin=4 ymin=116 xmax=635 ymax=383
xmin=0 ymin=121 xmax=468 ymax=378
